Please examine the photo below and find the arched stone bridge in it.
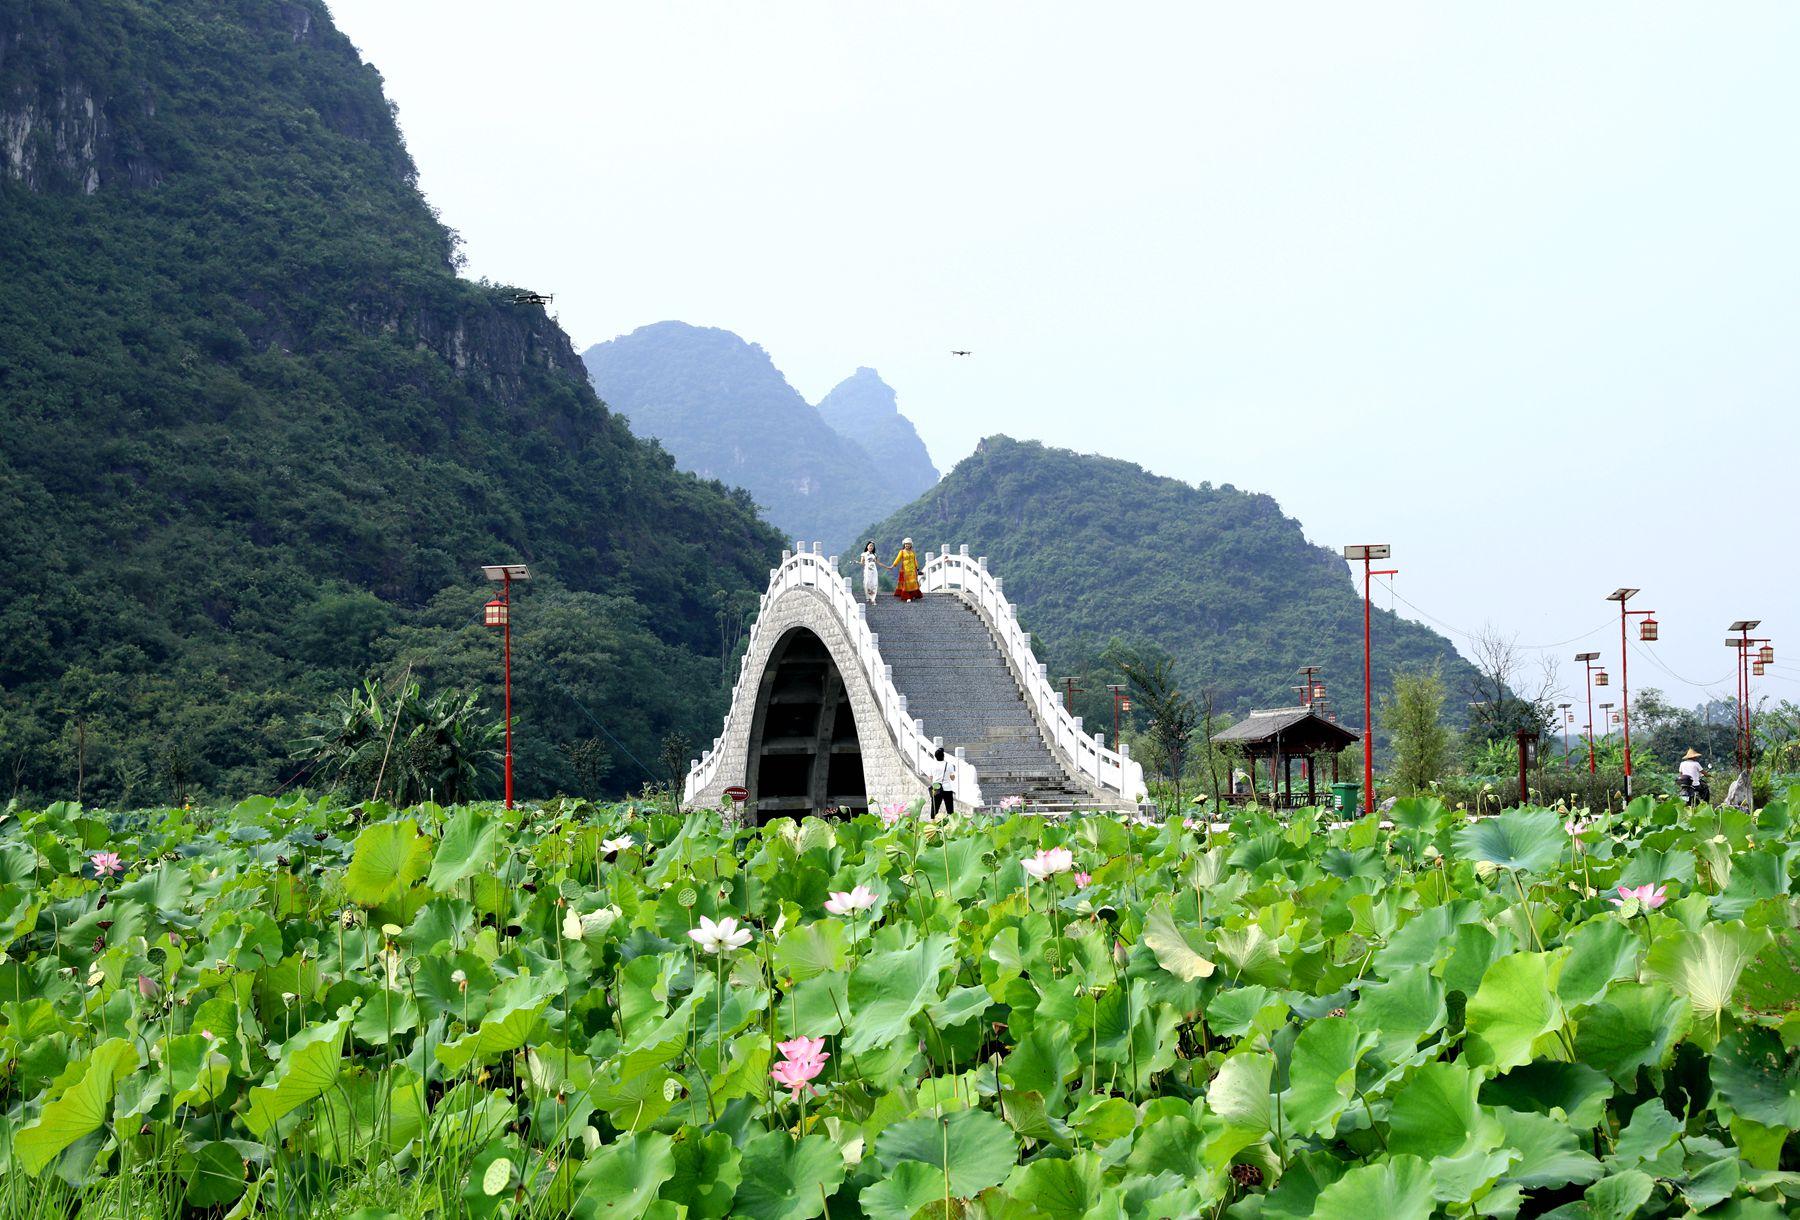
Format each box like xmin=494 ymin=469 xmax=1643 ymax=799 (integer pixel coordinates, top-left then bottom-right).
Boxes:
xmin=684 ymin=543 xmax=1147 ymax=819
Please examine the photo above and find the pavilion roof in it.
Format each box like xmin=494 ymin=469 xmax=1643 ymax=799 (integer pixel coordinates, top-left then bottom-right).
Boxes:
xmin=1213 ymin=706 xmax=1361 ymax=750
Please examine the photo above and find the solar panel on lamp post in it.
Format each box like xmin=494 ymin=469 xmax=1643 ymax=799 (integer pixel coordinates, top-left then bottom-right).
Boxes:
xmin=483 ymin=564 xmax=531 ymax=808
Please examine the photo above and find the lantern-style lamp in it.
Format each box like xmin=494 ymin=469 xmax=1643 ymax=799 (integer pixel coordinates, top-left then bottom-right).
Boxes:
xmin=1594 ymin=670 xmax=1609 ymax=687
xmin=484 ymin=598 xmax=508 ymax=627
xmin=1639 ymin=616 xmax=1659 ymax=641
xmin=1758 ymin=643 xmax=1774 ymax=665
xmin=1753 ymin=661 xmax=1767 ymax=676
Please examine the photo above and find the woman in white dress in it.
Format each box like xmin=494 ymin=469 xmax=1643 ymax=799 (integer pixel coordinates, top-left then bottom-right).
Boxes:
xmin=860 ymin=541 xmax=881 ymax=604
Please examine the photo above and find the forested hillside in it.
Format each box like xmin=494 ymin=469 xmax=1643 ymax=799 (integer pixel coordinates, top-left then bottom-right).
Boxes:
xmin=0 ymin=0 xmax=783 ymax=803
xmin=860 ymin=437 xmax=1480 ymax=726
xmin=583 ymin=322 xmax=937 ymax=549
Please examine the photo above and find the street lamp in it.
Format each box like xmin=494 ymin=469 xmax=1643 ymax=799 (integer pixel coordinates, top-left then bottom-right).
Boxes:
xmin=1343 ymin=544 xmax=1394 ymax=815
xmin=1106 ymin=684 xmax=1131 ymax=748
xmin=1727 ymin=621 xmax=1769 ymax=772
xmin=1606 ymin=588 xmax=1657 ymax=797
xmin=1575 ymin=652 xmax=1602 ymax=774
xmin=1599 ymin=702 xmax=1614 ymax=741
xmin=483 ymin=563 xmax=531 ymax=808
xmin=1060 ymin=676 xmax=1085 ymax=717
xmin=1557 ymin=702 xmax=1572 ymax=757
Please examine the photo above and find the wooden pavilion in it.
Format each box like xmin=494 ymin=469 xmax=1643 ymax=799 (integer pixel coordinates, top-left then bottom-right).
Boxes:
xmin=1212 ymin=707 xmax=1361 ymax=808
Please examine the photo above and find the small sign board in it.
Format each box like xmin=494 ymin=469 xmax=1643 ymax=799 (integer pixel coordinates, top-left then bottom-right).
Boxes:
xmin=723 ymin=786 xmax=749 ymax=804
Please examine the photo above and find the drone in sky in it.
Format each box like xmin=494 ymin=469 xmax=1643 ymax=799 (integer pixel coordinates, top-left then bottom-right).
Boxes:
xmin=950 ymin=349 xmax=972 ymax=356
xmin=509 ymin=291 xmax=553 ymax=306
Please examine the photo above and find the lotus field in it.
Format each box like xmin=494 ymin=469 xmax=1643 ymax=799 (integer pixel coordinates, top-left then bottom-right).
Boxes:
xmin=2 ymin=794 xmax=1799 ymax=1219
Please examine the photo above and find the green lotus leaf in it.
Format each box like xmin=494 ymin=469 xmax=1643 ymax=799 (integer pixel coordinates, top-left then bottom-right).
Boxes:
xmin=1581 ymin=1169 xmax=1656 ymax=1220
xmin=844 ymin=933 xmax=955 ymax=1054
xmin=1573 ymin=981 xmax=1690 ymax=1085
xmin=860 ymin=1161 xmax=956 ymax=1220
xmin=733 ymin=1132 xmax=846 ymax=1220
xmin=345 ymin=819 xmax=430 ymax=907
xmin=1465 ymin=950 xmax=1565 ymax=1072
xmin=243 ymin=1009 xmax=354 ymax=1138
xmin=1280 ymin=1017 xmax=1375 ymax=1139
xmin=1388 ymin=1061 xmax=1487 ymax=1160
xmin=1453 ymin=807 xmax=1564 ymax=874
xmin=1308 ymin=1154 xmax=1436 ymax=1220
xmin=1495 ymin=1108 xmax=1603 ymax=1190
xmin=874 ymin=1109 xmax=1018 ymax=1197
xmin=1350 ymin=963 xmax=1444 ymax=1064
xmin=662 ymin=1130 xmax=741 ymax=1220
xmin=185 ymin=1140 xmax=247 ymax=1207
xmin=1645 ymin=921 xmax=1768 ymax=1028
xmin=1140 ymin=899 xmax=1216 ymax=981
xmin=1556 ymin=917 xmax=1640 ymax=1011
xmin=572 ymin=1131 xmax=675 ymax=1220
xmin=1206 ymin=1049 xmax=1274 ymax=1133
xmin=14 ymin=1038 xmax=140 ymax=1175
xmin=1711 ymin=1026 xmax=1800 ymax=1130
xmin=426 ymin=807 xmax=502 ymax=891
xmin=1002 ymin=1150 xmax=1108 ymax=1219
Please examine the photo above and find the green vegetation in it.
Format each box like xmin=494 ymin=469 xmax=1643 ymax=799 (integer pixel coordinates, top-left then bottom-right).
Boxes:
xmin=1386 ymin=666 xmax=1453 ymax=795
xmin=858 ymin=436 xmax=1481 ymax=721
xmin=3 ymin=792 xmax=1798 ymax=1216
xmin=0 ymin=1 xmax=782 ymax=806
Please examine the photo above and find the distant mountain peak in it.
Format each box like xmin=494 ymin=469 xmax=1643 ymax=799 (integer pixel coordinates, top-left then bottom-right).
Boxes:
xmin=817 ymin=367 xmax=938 ymax=496
xmin=582 ymin=324 xmax=938 ymax=549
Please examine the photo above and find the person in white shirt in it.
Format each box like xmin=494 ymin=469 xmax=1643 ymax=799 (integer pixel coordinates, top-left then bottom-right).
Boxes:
xmin=860 ymin=541 xmax=881 ymax=605
xmin=1678 ymin=749 xmax=1708 ymax=806
xmin=929 ymin=747 xmax=957 ymax=818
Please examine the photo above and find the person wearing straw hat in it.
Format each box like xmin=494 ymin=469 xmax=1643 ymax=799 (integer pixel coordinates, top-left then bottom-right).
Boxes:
xmin=889 ymin=538 xmax=922 ymax=602
xmin=1678 ymin=748 xmax=1708 ymax=806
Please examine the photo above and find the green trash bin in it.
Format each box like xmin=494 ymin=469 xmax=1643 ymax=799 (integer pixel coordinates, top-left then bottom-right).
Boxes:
xmin=1330 ymin=782 xmax=1362 ymax=817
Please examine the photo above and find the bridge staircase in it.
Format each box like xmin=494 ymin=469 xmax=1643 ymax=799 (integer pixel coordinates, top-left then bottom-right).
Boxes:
xmin=867 ymin=595 xmax=1132 ymax=813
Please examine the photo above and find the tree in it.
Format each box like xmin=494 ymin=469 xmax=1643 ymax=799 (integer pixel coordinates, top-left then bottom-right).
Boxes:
xmin=291 ymin=677 xmax=500 ymax=806
xmin=659 ymin=731 xmax=694 ymax=801
xmin=1465 ymin=625 xmax=1555 ymax=750
xmin=1384 ymin=665 xmax=1451 ymax=795
xmin=1119 ymin=653 xmax=1200 ymax=806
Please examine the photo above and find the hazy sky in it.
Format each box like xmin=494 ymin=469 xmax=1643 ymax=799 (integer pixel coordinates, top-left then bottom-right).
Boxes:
xmin=326 ymin=1 xmax=1798 ymax=711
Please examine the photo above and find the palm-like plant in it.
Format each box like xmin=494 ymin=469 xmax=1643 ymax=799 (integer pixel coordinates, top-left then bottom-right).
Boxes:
xmin=292 ymin=679 xmax=501 ymax=805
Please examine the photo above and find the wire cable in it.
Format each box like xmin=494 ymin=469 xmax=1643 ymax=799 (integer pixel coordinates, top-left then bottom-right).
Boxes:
xmin=1372 ymin=576 xmax=1615 ymax=652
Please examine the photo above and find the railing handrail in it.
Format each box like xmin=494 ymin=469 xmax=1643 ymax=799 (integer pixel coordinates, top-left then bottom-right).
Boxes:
xmin=919 ymin=546 xmax=1146 ymax=803
xmin=684 ymin=543 xmax=983 ymax=808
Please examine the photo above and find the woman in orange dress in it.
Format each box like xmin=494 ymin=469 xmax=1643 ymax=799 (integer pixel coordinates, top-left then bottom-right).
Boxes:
xmin=889 ymin=538 xmax=922 ymax=601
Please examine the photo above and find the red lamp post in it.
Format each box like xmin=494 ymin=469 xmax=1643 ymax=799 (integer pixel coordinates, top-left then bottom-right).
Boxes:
xmin=1061 ymin=676 xmax=1084 ymax=717
xmin=1606 ymin=588 xmax=1657 ymax=797
xmin=1575 ymin=651 xmax=1603 ymax=774
xmin=1726 ymin=621 xmax=1770 ymax=771
xmin=483 ymin=564 xmax=531 ymax=808
xmin=1343 ymin=545 xmax=1394 ymax=815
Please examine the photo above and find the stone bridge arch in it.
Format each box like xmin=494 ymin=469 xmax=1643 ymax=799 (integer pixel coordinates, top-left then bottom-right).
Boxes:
xmin=685 ymin=543 xmax=1146 ymax=818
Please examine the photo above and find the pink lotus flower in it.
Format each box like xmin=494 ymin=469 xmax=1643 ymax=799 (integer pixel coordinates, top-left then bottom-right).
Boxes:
xmin=770 ymin=1035 xmax=829 ymax=1099
xmin=1611 ymin=883 xmax=1668 ymax=910
xmin=879 ymin=803 xmax=907 ymax=827
xmin=777 ymin=1035 xmax=827 ymax=1064
xmin=137 ymin=974 xmax=159 ymax=1000
xmin=1021 ymin=847 xmax=1075 ymax=881
xmin=824 ymin=885 xmax=877 ymax=916
xmin=89 ymin=851 xmax=123 ymax=878
xmin=1073 ymin=872 xmax=1092 ymax=888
